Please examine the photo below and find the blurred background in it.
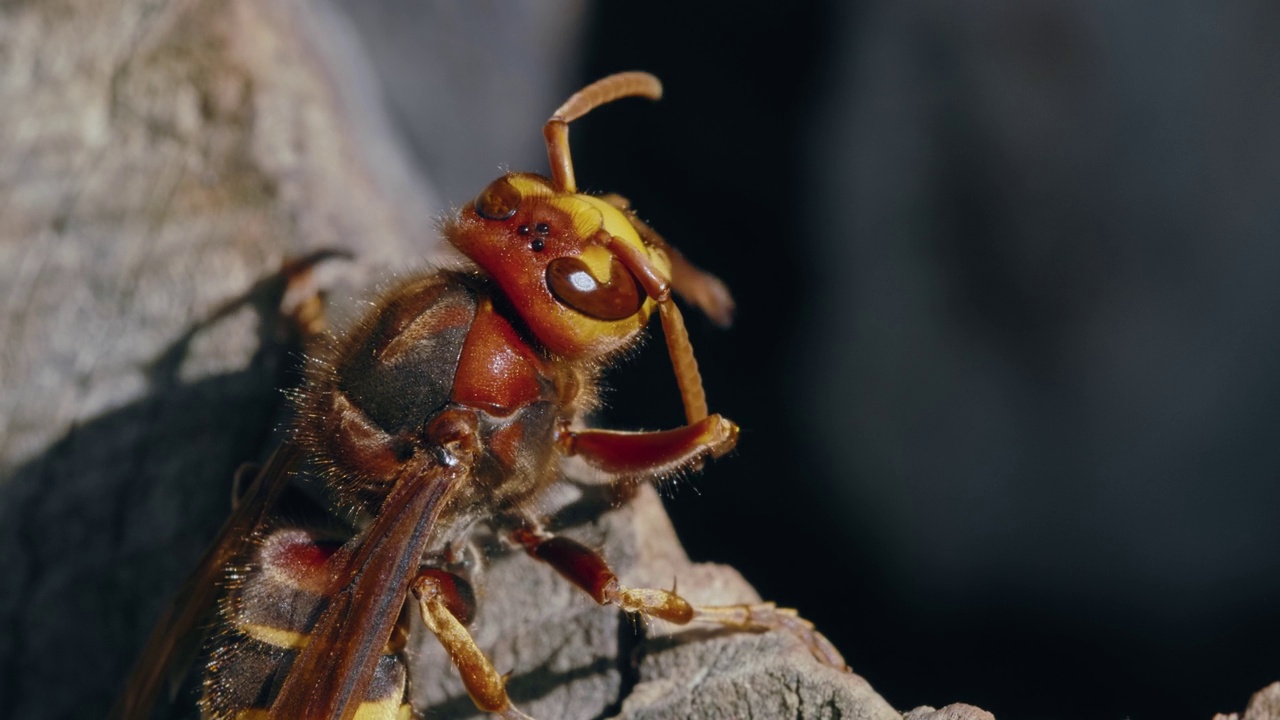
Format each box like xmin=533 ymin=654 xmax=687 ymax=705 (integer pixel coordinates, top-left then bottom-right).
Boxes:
xmin=339 ymin=1 xmax=1280 ymax=716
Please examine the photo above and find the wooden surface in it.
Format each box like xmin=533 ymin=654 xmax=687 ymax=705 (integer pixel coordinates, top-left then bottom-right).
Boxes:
xmin=0 ymin=0 xmax=433 ymax=715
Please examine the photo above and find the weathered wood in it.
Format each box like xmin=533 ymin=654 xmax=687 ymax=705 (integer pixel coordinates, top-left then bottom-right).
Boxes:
xmin=0 ymin=0 xmax=433 ymax=715
xmin=1215 ymin=683 xmax=1280 ymax=720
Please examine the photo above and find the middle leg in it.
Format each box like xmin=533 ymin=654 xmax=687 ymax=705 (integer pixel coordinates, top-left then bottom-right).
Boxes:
xmin=509 ymin=526 xmax=848 ymax=671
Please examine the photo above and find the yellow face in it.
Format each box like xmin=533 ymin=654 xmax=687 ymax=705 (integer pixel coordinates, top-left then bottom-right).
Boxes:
xmin=446 ymin=173 xmax=671 ymax=359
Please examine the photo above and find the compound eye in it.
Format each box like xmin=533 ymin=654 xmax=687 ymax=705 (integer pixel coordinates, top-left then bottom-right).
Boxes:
xmin=475 ymin=177 xmax=521 ymax=220
xmin=546 ymin=256 xmax=644 ymax=321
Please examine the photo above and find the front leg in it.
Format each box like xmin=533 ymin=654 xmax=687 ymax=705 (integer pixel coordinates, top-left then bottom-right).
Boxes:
xmin=510 ymin=527 xmax=848 ymax=671
xmin=599 ymin=192 xmax=735 ymax=328
xmin=557 ymin=414 xmax=738 ymax=478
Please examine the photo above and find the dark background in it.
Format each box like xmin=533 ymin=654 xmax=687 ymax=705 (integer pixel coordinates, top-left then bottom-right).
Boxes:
xmin=347 ymin=2 xmax=1280 ymax=718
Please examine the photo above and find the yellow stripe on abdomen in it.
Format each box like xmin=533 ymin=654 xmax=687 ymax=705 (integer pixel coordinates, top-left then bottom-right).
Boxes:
xmin=351 ymin=697 xmax=412 ymax=720
xmin=237 ymin=621 xmax=310 ymax=650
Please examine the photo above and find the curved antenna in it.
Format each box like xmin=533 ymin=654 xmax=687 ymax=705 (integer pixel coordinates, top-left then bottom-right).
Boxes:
xmin=544 ymin=72 xmax=663 ymax=193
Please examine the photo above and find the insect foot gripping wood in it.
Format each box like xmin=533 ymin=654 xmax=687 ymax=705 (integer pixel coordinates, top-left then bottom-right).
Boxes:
xmin=111 ymin=71 xmax=848 ymax=720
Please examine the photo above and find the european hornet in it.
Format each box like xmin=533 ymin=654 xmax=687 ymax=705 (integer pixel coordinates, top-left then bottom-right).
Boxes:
xmin=113 ymin=72 xmax=847 ymax=720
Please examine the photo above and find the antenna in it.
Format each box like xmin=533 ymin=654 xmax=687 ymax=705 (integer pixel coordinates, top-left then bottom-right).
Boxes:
xmin=543 ymin=72 xmax=663 ymax=193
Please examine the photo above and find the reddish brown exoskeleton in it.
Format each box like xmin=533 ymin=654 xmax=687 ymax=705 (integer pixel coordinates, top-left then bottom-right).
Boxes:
xmin=112 ymin=72 xmax=847 ymax=720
